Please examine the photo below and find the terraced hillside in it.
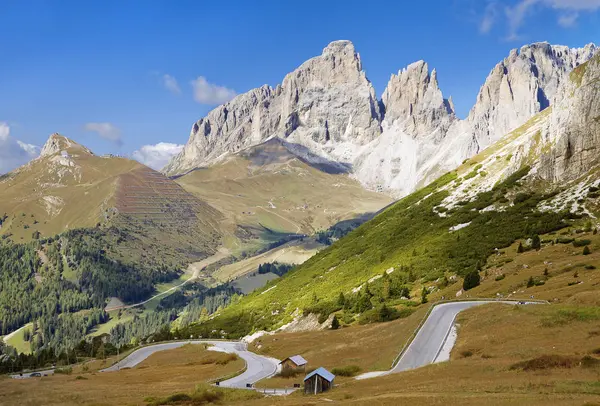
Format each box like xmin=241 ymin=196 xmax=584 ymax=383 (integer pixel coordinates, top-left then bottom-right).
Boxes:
xmin=175 ymin=138 xmax=392 ymax=254
xmin=0 ymin=133 xmax=222 ymax=268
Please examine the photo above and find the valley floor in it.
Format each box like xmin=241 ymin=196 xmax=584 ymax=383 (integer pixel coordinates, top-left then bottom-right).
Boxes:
xmin=4 ymin=221 xmax=600 ymax=406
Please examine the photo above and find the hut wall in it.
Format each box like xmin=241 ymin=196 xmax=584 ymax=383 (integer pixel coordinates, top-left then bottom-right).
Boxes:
xmin=304 ymin=375 xmax=332 ymax=394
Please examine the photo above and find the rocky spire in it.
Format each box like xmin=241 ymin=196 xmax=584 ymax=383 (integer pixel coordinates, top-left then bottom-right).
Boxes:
xmin=381 ymin=60 xmax=455 ymax=137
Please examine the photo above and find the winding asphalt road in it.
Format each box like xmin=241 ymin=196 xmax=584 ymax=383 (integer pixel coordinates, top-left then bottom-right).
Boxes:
xmin=100 ymin=340 xmax=280 ymax=388
xmin=358 ymin=300 xmax=542 ymax=379
xmin=393 ymin=301 xmax=501 ymax=372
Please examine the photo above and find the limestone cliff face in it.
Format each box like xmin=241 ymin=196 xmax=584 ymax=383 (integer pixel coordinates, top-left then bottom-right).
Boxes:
xmin=163 ymin=41 xmax=381 ymax=175
xmin=163 ymin=86 xmax=278 ymax=175
xmin=466 ymin=42 xmax=596 ymax=152
xmin=165 ymin=40 xmax=597 ymax=197
xmin=381 ymin=60 xmax=455 ymax=139
xmin=539 ymin=53 xmax=600 ymax=182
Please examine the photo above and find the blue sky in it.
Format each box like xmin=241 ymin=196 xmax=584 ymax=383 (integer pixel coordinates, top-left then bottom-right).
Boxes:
xmin=1 ymin=0 xmax=599 ymax=172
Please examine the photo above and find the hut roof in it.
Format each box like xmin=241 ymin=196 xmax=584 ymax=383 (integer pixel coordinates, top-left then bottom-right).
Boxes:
xmin=304 ymin=367 xmax=335 ymax=383
xmin=281 ymin=355 xmax=308 ymax=366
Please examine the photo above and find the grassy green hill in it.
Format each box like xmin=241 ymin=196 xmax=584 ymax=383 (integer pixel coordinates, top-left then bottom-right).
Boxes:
xmin=175 ymin=138 xmax=392 ymax=255
xmin=180 ymin=87 xmax=600 ymax=338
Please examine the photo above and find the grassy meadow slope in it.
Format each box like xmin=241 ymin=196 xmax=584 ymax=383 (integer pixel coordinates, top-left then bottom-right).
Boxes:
xmin=175 ymin=138 xmax=392 ymax=254
xmin=0 ymin=136 xmax=139 ymax=241
xmin=180 ymin=54 xmax=600 ymax=339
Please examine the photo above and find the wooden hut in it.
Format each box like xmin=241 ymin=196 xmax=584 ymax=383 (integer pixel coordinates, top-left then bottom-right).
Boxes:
xmin=303 ymin=367 xmax=335 ymax=394
xmin=280 ymin=355 xmax=308 ymax=372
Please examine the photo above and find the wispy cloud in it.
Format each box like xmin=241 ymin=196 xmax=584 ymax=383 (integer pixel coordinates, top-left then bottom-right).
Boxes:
xmin=191 ymin=76 xmax=237 ymax=105
xmin=557 ymin=12 xmax=578 ymax=27
xmin=505 ymin=0 xmax=600 ymax=40
xmin=480 ymin=2 xmax=499 ymax=33
xmin=162 ymin=74 xmax=181 ymax=94
xmin=132 ymin=142 xmax=183 ymax=170
xmin=0 ymin=122 xmax=40 ymax=173
xmin=505 ymin=0 xmax=536 ymax=41
xmin=84 ymin=122 xmax=122 ymax=145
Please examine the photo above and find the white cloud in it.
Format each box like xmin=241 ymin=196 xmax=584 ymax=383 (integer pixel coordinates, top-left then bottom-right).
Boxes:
xmin=16 ymin=140 xmax=40 ymax=156
xmin=505 ymin=0 xmax=536 ymax=41
xmin=84 ymin=122 xmax=122 ymax=145
xmin=480 ymin=2 xmax=499 ymax=33
xmin=547 ymin=0 xmax=600 ymax=10
xmin=558 ymin=12 xmax=578 ymax=27
xmin=191 ymin=76 xmax=237 ymax=105
xmin=132 ymin=142 xmax=183 ymax=170
xmin=162 ymin=74 xmax=181 ymax=94
xmin=0 ymin=122 xmax=9 ymax=141
xmin=505 ymin=0 xmax=600 ymax=40
xmin=0 ymin=122 xmax=40 ymax=174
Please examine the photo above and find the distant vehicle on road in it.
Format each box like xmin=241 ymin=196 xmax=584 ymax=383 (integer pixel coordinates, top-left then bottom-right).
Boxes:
xmin=30 ymin=372 xmax=42 ymax=377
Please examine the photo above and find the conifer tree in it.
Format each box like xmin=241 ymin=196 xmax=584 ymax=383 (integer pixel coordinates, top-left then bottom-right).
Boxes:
xmin=331 ymin=315 xmax=340 ymax=330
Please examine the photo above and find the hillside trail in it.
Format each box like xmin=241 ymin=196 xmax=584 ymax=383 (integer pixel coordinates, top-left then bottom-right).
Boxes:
xmin=105 ymin=247 xmax=230 ymax=311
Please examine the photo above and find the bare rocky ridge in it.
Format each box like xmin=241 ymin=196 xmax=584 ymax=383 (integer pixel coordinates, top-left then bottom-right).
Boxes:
xmin=466 ymin=42 xmax=597 ymax=152
xmin=165 ymin=40 xmax=597 ymax=197
xmin=163 ymin=40 xmax=382 ymax=176
xmin=39 ymin=133 xmax=92 ymax=158
xmin=381 ymin=60 xmax=455 ymax=139
xmin=539 ymin=52 xmax=600 ymax=183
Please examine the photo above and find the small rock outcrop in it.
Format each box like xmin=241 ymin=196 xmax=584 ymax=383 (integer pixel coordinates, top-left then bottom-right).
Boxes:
xmin=39 ymin=133 xmax=92 ymax=157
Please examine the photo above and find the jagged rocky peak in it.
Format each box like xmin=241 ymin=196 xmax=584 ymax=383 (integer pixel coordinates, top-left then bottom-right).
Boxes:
xmin=281 ymin=39 xmax=382 ymax=144
xmin=165 ymin=39 xmax=598 ymax=197
xmin=163 ymin=40 xmax=382 ymax=176
xmin=283 ymin=40 xmax=364 ymax=88
xmin=467 ymin=41 xmax=597 ymax=151
xmin=39 ymin=133 xmax=92 ymax=158
xmin=382 ymin=60 xmax=455 ymax=137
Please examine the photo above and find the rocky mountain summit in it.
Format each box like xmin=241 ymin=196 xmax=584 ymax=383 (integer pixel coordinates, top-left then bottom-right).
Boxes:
xmin=165 ymin=40 xmax=597 ymax=197
xmin=163 ymin=40 xmax=382 ymax=176
xmin=38 ymin=133 xmax=92 ymax=158
xmin=465 ymin=42 xmax=597 ymax=151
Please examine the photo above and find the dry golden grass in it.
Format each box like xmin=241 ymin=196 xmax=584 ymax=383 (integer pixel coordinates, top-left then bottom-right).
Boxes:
xmin=0 ymin=344 xmax=244 ymax=406
xmin=245 ymin=230 xmax=600 ymax=403
xmin=0 ymin=148 xmax=140 ymax=241
xmin=176 ymin=143 xmax=391 ymax=253
xmin=243 ymin=303 xmax=600 ymax=405
xmin=251 ymin=305 xmax=429 ymax=389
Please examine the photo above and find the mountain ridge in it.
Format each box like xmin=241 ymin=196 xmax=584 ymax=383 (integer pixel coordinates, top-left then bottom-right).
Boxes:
xmin=164 ymin=40 xmax=597 ymax=198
